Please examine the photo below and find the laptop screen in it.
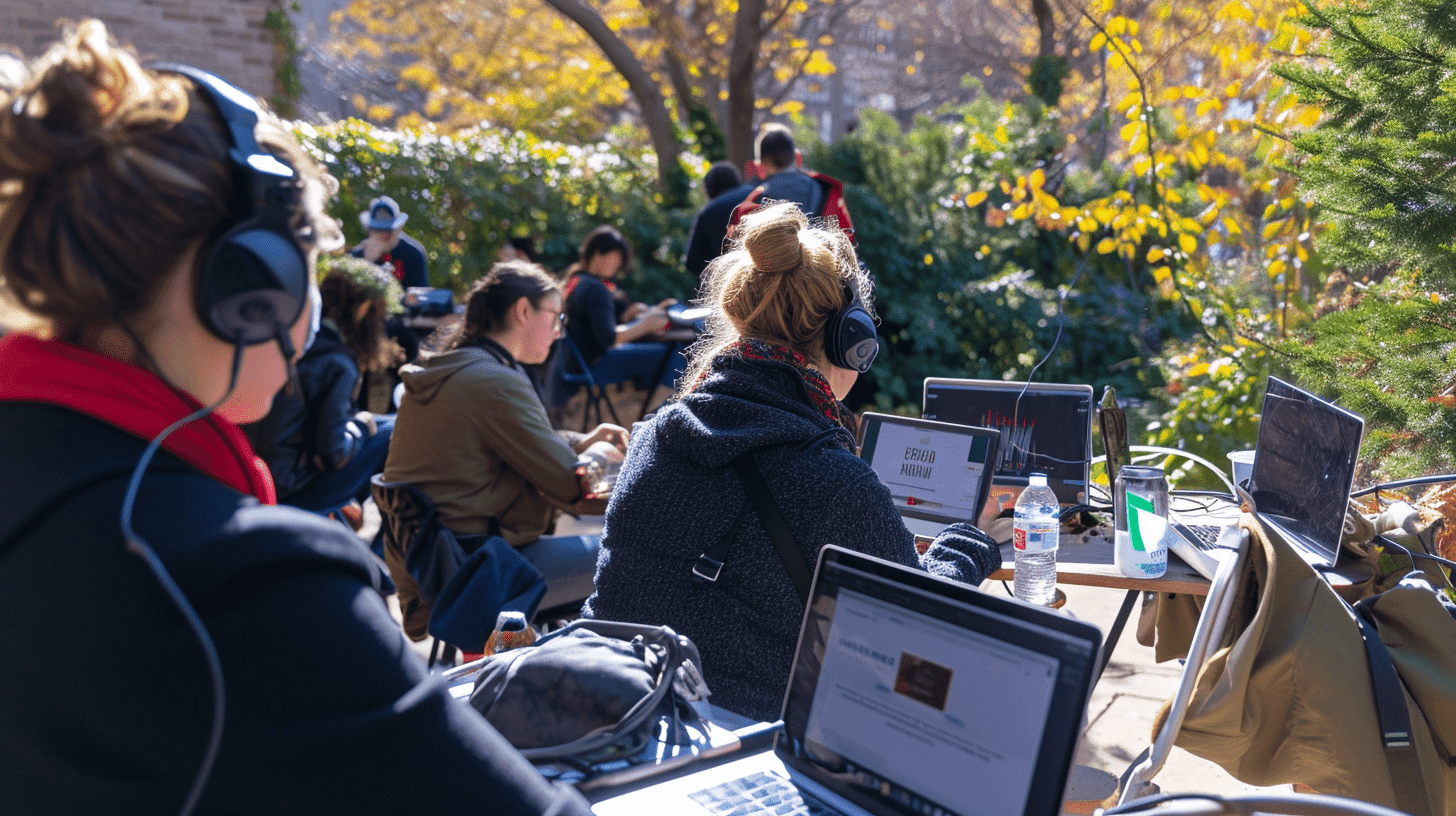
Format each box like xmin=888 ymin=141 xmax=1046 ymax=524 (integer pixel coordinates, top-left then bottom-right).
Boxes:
xmin=1249 ymin=377 xmax=1363 ymax=556
xmin=777 ymin=548 xmax=1102 ymax=816
xmin=858 ymin=413 xmax=1000 ymax=528
xmin=921 ymin=378 xmax=1094 ymax=505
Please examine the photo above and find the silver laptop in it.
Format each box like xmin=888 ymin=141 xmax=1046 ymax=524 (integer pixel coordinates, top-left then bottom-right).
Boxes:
xmin=593 ymin=546 xmax=1104 ymax=816
xmin=1169 ymin=377 xmax=1364 ymax=580
xmin=857 ymin=413 xmax=1000 ymax=539
xmin=922 ymin=378 xmax=1095 ymax=507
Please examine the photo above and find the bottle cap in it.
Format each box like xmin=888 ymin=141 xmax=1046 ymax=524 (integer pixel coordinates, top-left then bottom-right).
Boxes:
xmin=1028 ymin=473 xmax=1048 ymax=487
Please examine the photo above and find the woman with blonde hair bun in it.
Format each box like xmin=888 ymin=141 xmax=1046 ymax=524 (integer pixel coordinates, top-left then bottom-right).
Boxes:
xmin=583 ymin=203 xmax=999 ymax=721
xmin=0 ymin=20 xmax=587 ymax=815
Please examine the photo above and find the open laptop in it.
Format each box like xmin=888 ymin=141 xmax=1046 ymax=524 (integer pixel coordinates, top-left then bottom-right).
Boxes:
xmin=857 ymin=413 xmax=1000 ymax=539
xmin=593 ymin=546 xmax=1104 ymax=816
xmin=922 ymin=378 xmax=1095 ymax=508
xmin=1168 ymin=376 xmax=1364 ymax=580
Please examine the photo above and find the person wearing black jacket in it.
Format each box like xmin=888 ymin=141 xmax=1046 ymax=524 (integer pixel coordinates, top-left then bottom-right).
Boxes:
xmin=583 ymin=203 xmax=999 ymax=721
xmin=683 ymin=162 xmax=755 ymax=280
xmin=0 ymin=22 xmax=587 ymax=815
xmin=244 ymin=256 xmax=401 ymax=513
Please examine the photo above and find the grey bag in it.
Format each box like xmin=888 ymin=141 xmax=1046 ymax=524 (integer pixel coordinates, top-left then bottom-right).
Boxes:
xmin=468 ymin=619 xmax=710 ymax=764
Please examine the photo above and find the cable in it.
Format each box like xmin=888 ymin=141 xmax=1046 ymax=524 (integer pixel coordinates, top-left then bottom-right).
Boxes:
xmin=118 ymin=340 xmax=244 ymax=816
xmin=1352 ymin=474 xmax=1456 ymax=498
xmin=1005 ymin=250 xmax=1094 ymax=464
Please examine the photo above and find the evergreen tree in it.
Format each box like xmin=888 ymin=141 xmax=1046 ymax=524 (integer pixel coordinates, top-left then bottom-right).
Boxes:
xmin=1273 ymin=0 xmax=1456 ymax=476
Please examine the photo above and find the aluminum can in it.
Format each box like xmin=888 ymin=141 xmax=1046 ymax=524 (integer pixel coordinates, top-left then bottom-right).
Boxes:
xmin=1113 ymin=465 xmax=1169 ymax=579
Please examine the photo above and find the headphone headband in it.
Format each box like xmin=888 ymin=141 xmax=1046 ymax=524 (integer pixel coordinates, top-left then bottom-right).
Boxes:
xmin=152 ymin=63 xmax=309 ymax=347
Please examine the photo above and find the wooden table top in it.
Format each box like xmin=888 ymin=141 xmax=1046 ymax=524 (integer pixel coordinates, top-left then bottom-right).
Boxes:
xmin=916 ymin=526 xmax=1214 ymax=596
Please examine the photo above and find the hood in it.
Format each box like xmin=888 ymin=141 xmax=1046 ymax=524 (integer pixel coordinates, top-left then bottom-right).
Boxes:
xmin=654 ymin=354 xmax=855 ymax=470
xmin=398 ymin=346 xmax=495 ymax=405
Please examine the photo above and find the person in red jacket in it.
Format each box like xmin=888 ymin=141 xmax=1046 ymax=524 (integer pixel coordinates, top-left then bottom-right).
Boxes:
xmin=727 ymin=123 xmax=855 ymax=245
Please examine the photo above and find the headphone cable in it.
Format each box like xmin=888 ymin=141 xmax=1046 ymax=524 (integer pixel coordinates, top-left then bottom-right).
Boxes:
xmin=118 ymin=340 xmax=244 ymax=816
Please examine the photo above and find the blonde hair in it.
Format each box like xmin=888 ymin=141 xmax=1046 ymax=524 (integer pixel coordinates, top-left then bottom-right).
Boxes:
xmin=681 ymin=202 xmax=873 ymax=395
xmin=0 ymin=19 xmax=342 ymax=337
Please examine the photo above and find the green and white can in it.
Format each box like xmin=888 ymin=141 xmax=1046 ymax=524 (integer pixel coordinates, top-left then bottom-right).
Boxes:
xmin=1113 ymin=465 xmax=1169 ymax=579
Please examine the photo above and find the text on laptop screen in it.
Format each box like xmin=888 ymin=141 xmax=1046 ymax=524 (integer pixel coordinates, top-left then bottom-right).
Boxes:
xmin=779 ymin=557 xmax=1098 ymax=816
xmin=1249 ymin=378 xmax=1363 ymax=551
xmin=859 ymin=416 xmax=994 ymax=523
xmin=922 ymin=379 xmax=1093 ymax=504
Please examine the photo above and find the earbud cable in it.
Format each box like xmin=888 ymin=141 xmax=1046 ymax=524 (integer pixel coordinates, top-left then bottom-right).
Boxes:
xmin=119 ymin=340 xmax=244 ymax=816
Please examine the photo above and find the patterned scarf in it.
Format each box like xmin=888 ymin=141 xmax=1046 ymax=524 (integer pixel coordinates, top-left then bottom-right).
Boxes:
xmin=709 ymin=339 xmax=857 ymax=430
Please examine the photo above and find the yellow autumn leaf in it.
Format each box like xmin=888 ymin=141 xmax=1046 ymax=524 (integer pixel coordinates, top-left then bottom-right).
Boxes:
xmin=1091 ymin=32 xmax=1108 ymax=51
xmin=1108 ymin=52 xmax=1126 ymax=70
xmin=1030 ymin=168 xmax=1046 ymax=188
xmin=1011 ymin=203 xmax=1031 ymax=219
xmin=1195 ymin=98 xmax=1222 ymax=117
xmin=924 ymin=254 xmax=934 ymax=265
xmin=994 ymin=125 xmax=1010 ymax=144
xmin=1096 ymin=237 xmax=1118 ymax=254
xmin=1269 ymin=259 xmax=1287 ymax=276
xmin=1222 ymin=217 xmax=1243 ymax=236
xmin=1148 ymin=247 xmax=1166 ymax=262
xmin=1187 ymin=361 xmax=1209 ymax=378
xmin=1179 ymin=233 xmax=1198 ymax=253
xmin=1297 ymin=106 xmax=1321 ymax=128
xmin=1262 ymin=220 xmax=1282 ymax=239
xmin=1120 ymin=121 xmax=1142 ymax=143
xmin=965 ymin=190 xmax=989 ymax=207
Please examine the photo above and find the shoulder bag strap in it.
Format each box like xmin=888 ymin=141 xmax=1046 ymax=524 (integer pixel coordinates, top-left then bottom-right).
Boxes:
xmin=731 ymin=451 xmax=812 ymax=605
xmin=1351 ymin=600 xmax=1433 ymax=816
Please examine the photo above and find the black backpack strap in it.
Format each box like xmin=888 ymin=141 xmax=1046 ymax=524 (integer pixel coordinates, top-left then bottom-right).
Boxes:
xmin=731 ymin=451 xmax=812 ymax=605
xmin=1351 ymin=600 xmax=1432 ymax=816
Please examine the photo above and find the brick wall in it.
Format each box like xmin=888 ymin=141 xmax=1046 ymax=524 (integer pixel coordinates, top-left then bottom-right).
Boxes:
xmin=1 ymin=0 xmax=277 ymax=99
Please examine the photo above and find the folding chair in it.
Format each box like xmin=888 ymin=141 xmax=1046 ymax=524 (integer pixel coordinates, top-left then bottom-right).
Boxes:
xmin=558 ymin=334 xmax=625 ymax=431
xmin=1119 ymin=527 xmax=1252 ymax=803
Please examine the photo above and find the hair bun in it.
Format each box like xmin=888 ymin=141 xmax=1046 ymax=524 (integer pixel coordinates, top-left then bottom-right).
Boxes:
xmin=745 ymin=217 xmax=805 ymax=274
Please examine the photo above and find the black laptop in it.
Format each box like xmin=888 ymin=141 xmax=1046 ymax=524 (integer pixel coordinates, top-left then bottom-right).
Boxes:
xmin=592 ymin=546 xmax=1104 ymax=816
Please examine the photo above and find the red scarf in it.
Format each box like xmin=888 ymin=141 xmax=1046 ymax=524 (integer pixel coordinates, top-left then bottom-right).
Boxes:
xmin=0 ymin=333 xmax=276 ymax=503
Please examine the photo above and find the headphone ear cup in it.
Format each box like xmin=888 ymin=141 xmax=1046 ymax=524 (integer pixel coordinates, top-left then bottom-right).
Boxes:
xmin=196 ymin=226 xmax=308 ymax=345
xmin=825 ymin=284 xmax=880 ymax=373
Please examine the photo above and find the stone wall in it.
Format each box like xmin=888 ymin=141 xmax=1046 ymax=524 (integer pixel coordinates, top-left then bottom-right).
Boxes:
xmin=1 ymin=0 xmax=277 ymax=98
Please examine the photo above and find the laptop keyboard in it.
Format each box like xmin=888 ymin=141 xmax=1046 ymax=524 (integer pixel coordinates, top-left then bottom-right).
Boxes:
xmin=1178 ymin=523 xmax=1235 ymax=551
xmin=689 ymin=771 xmax=841 ymax=816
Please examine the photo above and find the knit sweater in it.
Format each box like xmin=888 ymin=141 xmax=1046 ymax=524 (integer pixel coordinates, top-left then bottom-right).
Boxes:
xmin=582 ymin=351 xmax=999 ymax=721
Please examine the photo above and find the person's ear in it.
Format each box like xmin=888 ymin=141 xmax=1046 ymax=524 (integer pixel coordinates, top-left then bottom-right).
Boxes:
xmin=512 ymin=295 xmax=533 ymax=327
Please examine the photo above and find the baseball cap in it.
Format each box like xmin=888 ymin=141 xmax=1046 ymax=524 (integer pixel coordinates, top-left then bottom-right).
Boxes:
xmin=360 ymin=195 xmax=408 ymax=231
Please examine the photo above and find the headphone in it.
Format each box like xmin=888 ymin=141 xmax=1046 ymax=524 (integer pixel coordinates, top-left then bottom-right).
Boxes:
xmin=153 ymin=63 xmax=310 ymax=351
xmin=824 ymin=280 xmax=879 ymax=373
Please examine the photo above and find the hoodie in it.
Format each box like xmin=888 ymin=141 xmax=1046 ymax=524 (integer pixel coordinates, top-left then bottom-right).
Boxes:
xmin=383 ymin=342 xmax=583 ymax=544
xmin=583 ymin=351 xmax=998 ymax=721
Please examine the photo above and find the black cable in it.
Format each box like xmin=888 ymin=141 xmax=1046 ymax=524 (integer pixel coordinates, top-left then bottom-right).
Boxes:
xmin=1374 ymin=534 xmax=1456 ymax=575
xmin=118 ymin=340 xmax=244 ymax=816
xmin=1352 ymin=474 xmax=1456 ymax=498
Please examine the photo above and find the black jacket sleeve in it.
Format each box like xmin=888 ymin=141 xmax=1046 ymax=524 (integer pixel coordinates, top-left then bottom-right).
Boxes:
xmin=305 ymin=352 xmax=368 ymax=472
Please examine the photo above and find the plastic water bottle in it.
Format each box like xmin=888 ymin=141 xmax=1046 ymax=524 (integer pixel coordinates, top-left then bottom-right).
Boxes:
xmin=1013 ymin=473 xmax=1060 ymax=606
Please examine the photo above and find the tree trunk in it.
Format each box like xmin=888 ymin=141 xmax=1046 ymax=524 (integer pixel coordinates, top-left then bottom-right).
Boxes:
xmin=542 ymin=0 xmax=683 ymax=190
xmin=1031 ymin=0 xmax=1055 ymax=58
xmin=725 ymin=0 xmax=766 ymax=171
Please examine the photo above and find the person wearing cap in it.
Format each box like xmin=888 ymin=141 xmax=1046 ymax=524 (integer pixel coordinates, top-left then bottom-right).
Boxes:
xmin=351 ymin=194 xmax=429 ymax=289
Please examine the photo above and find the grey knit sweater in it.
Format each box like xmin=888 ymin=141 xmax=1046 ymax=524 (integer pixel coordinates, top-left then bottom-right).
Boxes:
xmin=582 ymin=352 xmax=1000 ymax=721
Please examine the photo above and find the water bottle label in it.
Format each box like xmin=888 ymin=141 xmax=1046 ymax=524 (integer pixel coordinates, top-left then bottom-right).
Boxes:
xmin=1013 ymin=520 xmax=1058 ymax=553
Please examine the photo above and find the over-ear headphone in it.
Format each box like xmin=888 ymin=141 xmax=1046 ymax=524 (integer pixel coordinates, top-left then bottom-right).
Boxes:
xmin=824 ymin=279 xmax=879 ymax=373
xmin=154 ymin=63 xmax=309 ymax=348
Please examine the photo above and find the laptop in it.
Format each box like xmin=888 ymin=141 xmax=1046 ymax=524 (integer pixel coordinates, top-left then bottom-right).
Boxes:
xmin=922 ymin=378 xmax=1096 ymax=508
xmin=1168 ymin=376 xmax=1364 ymax=580
xmin=593 ymin=546 xmax=1104 ymax=816
xmin=857 ymin=413 xmax=1000 ymax=538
